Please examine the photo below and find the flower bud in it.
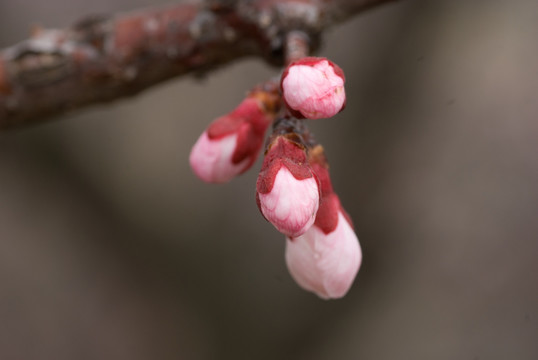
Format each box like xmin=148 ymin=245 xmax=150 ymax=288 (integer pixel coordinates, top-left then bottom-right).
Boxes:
xmin=256 ymin=136 xmax=320 ymax=237
xmin=190 ymin=92 xmax=276 ymax=183
xmin=281 ymin=57 xmax=346 ymax=119
xmin=285 ymin=148 xmax=361 ymax=299
xmin=285 ymin=193 xmax=362 ymax=299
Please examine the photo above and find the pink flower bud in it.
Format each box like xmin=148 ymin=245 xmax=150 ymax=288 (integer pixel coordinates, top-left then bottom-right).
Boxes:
xmin=285 ymin=193 xmax=362 ymax=299
xmin=189 ymin=131 xmax=250 ymax=183
xmin=190 ymin=96 xmax=275 ymax=183
xmin=256 ymin=137 xmax=320 ymax=237
xmin=281 ymin=57 xmax=346 ymax=119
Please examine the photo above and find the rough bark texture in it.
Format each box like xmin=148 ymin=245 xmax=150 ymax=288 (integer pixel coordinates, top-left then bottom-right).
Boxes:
xmin=0 ymin=0 xmax=396 ymax=129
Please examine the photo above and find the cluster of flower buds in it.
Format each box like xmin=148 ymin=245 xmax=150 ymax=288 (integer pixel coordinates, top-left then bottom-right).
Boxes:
xmin=255 ymin=119 xmax=361 ymax=299
xmin=189 ymin=56 xmax=361 ymax=299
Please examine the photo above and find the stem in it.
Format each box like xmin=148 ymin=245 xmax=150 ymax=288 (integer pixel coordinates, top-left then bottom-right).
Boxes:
xmin=284 ymin=31 xmax=310 ymax=65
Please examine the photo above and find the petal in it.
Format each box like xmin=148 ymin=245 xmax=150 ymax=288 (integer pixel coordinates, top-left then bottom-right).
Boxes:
xmin=285 ymin=211 xmax=362 ymax=299
xmin=189 ymin=131 xmax=250 ymax=183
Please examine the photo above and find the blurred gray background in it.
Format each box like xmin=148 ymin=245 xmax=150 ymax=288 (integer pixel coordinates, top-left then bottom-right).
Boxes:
xmin=0 ymin=0 xmax=537 ymax=359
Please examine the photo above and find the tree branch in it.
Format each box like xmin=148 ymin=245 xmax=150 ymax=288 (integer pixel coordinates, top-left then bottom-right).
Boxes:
xmin=0 ymin=0 xmax=396 ymax=129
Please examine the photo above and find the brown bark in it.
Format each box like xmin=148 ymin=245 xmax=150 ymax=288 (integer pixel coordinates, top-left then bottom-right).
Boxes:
xmin=0 ymin=0 xmax=396 ymax=129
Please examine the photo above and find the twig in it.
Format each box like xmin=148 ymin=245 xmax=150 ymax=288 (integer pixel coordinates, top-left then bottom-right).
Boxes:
xmin=0 ymin=0 xmax=396 ymax=129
